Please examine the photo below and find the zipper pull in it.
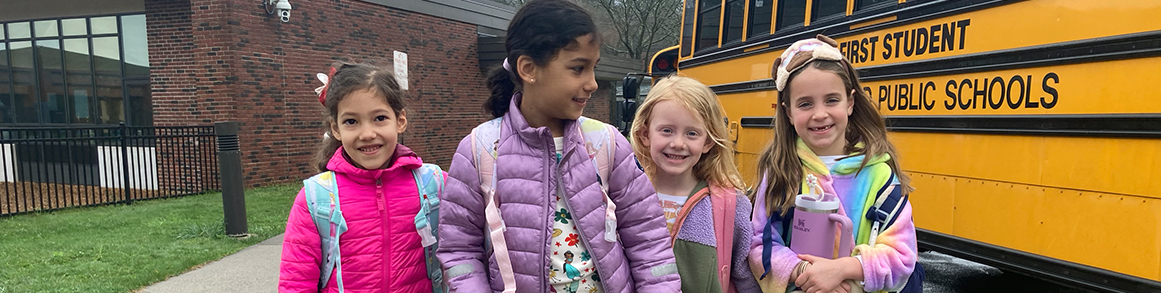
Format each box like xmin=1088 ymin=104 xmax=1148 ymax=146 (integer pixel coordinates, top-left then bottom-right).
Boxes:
xmin=376 ymin=178 xmax=385 ymax=211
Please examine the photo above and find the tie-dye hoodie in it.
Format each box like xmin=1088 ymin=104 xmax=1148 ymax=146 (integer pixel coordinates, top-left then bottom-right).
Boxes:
xmin=748 ymin=140 xmax=918 ymax=292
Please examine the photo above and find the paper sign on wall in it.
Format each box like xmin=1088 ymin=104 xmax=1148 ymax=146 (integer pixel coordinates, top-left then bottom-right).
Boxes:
xmin=394 ymin=50 xmax=408 ymax=90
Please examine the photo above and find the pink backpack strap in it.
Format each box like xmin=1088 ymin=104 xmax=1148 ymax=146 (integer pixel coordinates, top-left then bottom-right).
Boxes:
xmin=668 ymin=187 xmax=711 ymax=244
xmin=710 ymin=185 xmax=738 ymax=293
xmin=470 ymin=118 xmax=517 ymax=293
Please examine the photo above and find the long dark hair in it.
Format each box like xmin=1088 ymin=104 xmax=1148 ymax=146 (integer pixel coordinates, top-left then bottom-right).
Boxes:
xmin=311 ymin=63 xmax=408 ymax=172
xmin=754 ymin=60 xmax=912 ymax=216
xmin=483 ymin=0 xmax=599 ymax=117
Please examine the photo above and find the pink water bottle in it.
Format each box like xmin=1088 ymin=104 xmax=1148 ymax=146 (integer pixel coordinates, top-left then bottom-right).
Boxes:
xmin=790 ymin=175 xmax=853 ymax=260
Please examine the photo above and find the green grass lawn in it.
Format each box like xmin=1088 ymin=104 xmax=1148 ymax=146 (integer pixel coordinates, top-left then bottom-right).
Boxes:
xmin=0 ymin=184 xmax=300 ymax=293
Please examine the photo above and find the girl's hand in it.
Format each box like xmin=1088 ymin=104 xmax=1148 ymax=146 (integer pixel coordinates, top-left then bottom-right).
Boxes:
xmin=794 ymin=254 xmax=862 ymax=293
xmin=836 ymin=280 xmax=852 ymax=293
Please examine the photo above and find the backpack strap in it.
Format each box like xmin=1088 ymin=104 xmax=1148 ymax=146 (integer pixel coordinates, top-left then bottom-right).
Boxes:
xmin=865 ymin=172 xmax=905 ymax=245
xmin=758 ymin=203 xmax=794 ymax=280
xmin=865 ymin=172 xmax=920 ymax=292
xmin=413 ymin=163 xmax=446 ymax=293
xmin=470 ymin=117 xmax=517 ymax=293
xmin=667 ymin=187 xmax=711 ymax=244
xmin=711 ymin=187 xmax=738 ymax=293
xmin=577 ymin=117 xmax=618 ymax=242
xmin=303 ymin=171 xmax=348 ymax=292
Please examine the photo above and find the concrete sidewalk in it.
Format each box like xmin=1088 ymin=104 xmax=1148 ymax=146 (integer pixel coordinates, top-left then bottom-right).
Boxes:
xmin=141 ymin=234 xmax=284 ymax=293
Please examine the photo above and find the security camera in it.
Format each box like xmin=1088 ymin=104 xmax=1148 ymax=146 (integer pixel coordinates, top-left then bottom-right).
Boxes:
xmin=275 ymin=0 xmax=292 ymax=22
xmin=266 ymin=0 xmax=292 ymax=22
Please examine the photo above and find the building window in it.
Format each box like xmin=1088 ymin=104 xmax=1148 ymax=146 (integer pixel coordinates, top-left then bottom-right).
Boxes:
xmin=722 ymin=0 xmax=745 ymax=44
xmin=697 ymin=0 xmax=723 ymax=51
xmin=0 ymin=14 xmax=151 ymax=126
xmin=0 ymin=42 xmax=9 ymax=124
xmin=748 ymin=0 xmax=773 ymax=38
xmin=777 ymin=0 xmax=807 ymax=30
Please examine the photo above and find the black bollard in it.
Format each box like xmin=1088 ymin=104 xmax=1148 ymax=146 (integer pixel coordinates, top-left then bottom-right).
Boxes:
xmin=215 ymin=122 xmax=248 ymax=237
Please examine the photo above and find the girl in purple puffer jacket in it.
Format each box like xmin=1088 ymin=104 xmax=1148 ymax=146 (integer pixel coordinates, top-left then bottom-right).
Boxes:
xmin=435 ymin=1 xmax=681 ymax=292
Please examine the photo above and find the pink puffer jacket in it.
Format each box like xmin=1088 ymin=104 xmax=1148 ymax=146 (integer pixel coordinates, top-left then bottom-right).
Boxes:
xmin=279 ymin=145 xmax=431 ymax=293
xmin=436 ymin=93 xmax=682 ymax=293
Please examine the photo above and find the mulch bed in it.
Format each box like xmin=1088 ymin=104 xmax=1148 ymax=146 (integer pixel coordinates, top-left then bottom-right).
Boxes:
xmin=0 ymin=181 xmax=185 ymax=216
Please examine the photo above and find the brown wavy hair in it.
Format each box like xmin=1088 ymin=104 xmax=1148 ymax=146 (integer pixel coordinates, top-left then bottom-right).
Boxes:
xmin=754 ymin=60 xmax=912 ymax=216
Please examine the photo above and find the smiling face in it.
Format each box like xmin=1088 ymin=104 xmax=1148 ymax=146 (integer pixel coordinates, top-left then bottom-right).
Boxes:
xmin=517 ymin=34 xmax=600 ymax=133
xmin=785 ymin=67 xmax=854 ymax=156
xmin=646 ymin=99 xmax=711 ymax=186
xmin=330 ymin=88 xmax=408 ymax=169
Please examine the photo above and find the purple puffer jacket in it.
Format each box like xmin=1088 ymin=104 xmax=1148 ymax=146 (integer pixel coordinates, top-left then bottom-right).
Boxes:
xmin=437 ymin=94 xmax=682 ymax=293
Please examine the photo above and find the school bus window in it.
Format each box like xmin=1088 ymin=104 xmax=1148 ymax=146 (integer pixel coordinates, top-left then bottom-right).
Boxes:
xmin=723 ymin=0 xmax=746 ymax=44
xmin=681 ymin=0 xmax=697 ymax=56
xmin=748 ymin=0 xmax=773 ymax=38
xmin=777 ymin=0 xmax=807 ymax=30
xmin=855 ymin=0 xmax=893 ymax=11
xmin=811 ymin=0 xmax=847 ymax=22
xmin=697 ymin=0 xmax=723 ymax=51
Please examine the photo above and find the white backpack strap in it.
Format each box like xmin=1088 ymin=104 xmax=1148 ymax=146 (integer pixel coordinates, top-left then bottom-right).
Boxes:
xmin=471 ymin=117 xmax=517 ymax=293
xmin=867 ymin=172 xmax=903 ymax=245
xmin=578 ymin=117 xmax=618 ymax=242
xmin=600 ymin=123 xmax=618 ymax=242
xmin=485 ymin=186 xmax=516 ymax=293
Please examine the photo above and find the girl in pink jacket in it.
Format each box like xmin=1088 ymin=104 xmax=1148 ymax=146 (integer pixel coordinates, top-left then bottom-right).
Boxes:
xmin=279 ymin=63 xmax=433 ymax=293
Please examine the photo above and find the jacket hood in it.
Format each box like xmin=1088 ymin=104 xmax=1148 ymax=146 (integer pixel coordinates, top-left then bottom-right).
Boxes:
xmin=797 ymin=138 xmax=890 ymax=176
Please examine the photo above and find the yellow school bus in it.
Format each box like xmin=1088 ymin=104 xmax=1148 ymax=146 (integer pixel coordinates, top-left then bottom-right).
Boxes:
xmin=627 ymin=0 xmax=1161 ymax=291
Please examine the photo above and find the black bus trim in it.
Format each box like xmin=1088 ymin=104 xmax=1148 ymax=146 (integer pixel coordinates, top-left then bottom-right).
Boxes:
xmin=739 ymin=114 xmax=1161 ymax=138
xmin=918 ymin=228 xmax=1161 ymax=293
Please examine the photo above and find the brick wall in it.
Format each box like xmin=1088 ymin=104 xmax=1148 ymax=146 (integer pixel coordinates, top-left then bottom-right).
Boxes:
xmin=585 ymin=80 xmax=613 ymax=124
xmin=147 ymin=0 xmax=491 ymax=187
xmin=147 ymin=0 xmax=200 ymax=125
xmin=146 ymin=0 xmax=618 ymax=187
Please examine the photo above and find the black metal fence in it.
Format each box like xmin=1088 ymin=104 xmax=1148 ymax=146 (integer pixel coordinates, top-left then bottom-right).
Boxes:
xmin=0 ymin=123 xmax=220 ymax=216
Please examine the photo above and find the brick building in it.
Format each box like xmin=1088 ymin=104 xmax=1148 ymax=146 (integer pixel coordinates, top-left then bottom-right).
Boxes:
xmin=1 ymin=0 xmax=639 ymax=188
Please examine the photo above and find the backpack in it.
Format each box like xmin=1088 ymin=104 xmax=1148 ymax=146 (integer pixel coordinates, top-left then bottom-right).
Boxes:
xmin=302 ymin=163 xmax=447 ymax=293
xmin=867 ymin=173 xmax=924 ymax=293
xmin=457 ymin=116 xmax=619 ymax=293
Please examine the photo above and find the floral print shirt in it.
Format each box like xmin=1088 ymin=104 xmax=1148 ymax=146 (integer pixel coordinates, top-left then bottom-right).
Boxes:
xmin=548 ymin=137 xmax=603 ymax=293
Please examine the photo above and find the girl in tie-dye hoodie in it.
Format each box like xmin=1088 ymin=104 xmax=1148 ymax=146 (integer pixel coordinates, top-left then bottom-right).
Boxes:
xmin=748 ymin=35 xmax=920 ymax=293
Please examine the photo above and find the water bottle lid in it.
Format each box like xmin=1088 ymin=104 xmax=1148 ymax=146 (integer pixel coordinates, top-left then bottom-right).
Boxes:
xmin=795 ymin=194 xmax=840 ymax=211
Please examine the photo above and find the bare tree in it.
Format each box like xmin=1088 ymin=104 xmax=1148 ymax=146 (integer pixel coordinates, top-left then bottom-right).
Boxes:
xmin=488 ymin=0 xmax=682 ymax=62
xmin=582 ymin=0 xmax=681 ymax=60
